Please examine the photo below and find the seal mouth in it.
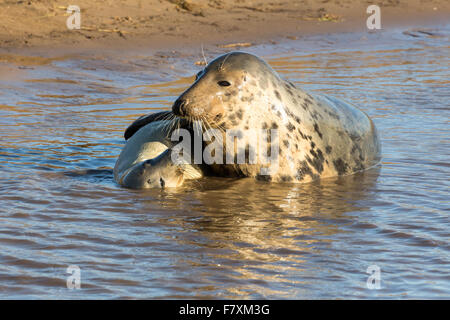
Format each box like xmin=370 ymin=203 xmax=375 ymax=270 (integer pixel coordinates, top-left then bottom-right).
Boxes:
xmin=173 ymin=101 xmax=218 ymax=124
xmin=172 ymin=99 xmax=205 ymax=121
xmin=172 ymin=97 xmax=224 ymax=131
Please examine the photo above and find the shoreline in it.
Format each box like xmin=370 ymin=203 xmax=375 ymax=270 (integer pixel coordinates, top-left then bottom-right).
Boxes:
xmin=0 ymin=0 xmax=449 ymax=56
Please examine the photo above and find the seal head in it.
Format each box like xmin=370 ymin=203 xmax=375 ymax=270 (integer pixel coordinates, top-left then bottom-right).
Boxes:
xmin=172 ymin=52 xmax=279 ymax=129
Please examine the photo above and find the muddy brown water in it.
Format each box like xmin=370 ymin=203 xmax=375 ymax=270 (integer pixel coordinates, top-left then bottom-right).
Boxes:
xmin=0 ymin=26 xmax=449 ymax=299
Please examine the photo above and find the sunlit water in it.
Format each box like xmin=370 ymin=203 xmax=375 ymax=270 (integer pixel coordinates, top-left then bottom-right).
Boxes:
xmin=0 ymin=26 xmax=448 ymax=299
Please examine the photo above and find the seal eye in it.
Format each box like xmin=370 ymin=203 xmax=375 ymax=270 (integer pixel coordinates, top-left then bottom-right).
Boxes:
xmin=218 ymin=80 xmax=231 ymax=87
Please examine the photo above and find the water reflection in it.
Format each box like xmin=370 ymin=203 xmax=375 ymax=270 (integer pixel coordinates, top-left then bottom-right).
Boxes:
xmin=130 ymin=168 xmax=380 ymax=298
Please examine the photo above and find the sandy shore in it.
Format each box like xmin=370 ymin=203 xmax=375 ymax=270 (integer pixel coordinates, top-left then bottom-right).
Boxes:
xmin=0 ymin=0 xmax=449 ymax=53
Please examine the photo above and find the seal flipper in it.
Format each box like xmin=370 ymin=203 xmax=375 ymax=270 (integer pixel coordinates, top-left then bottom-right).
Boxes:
xmin=124 ymin=111 xmax=173 ymax=140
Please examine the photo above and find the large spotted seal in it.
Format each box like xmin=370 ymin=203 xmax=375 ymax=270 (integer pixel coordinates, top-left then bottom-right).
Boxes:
xmin=116 ymin=51 xmax=380 ymax=188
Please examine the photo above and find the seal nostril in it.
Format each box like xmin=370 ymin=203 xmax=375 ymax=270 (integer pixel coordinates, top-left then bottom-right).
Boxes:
xmin=159 ymin=177 xmax=165 ymax=188
xmin=172 ymin=98 xmax=186 ymax=116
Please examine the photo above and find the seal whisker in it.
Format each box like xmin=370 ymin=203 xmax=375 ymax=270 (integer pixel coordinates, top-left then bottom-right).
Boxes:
xmin=168 ymin=114 xmax=178 ymax=133
xmin=201 ymin=116 xmax=211 ymax=142
xmin=166 ymin=113 xmax=178 ymax=133
xmin=219 ymin=52 xmax=231 ymax=72
xmin=201 ymin=43 xmax=208 ymax=66
xmin=161 ymin=113 xmax=176 ymax=135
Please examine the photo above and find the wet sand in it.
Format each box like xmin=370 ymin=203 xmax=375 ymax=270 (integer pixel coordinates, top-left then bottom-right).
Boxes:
xmin=0 ymin=0 xmax=449 ymax=52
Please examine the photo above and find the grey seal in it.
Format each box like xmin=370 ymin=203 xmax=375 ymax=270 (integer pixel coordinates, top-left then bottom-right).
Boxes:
xmin=116 ymin=52 xmax=381 ymax=187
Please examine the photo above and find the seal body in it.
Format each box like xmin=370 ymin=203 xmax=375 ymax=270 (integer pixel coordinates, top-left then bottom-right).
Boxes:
xmin=114 ymin=120 xmax=202 ymax=188
xmin=119 ymin=51 xmax=381 ymax=187
xmin=170 ymin=51 xmax=381 ymax=183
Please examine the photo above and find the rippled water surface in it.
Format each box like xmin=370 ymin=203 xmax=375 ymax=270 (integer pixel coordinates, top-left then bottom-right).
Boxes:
xmin=0 ymin=26 xmax=449 ymax=299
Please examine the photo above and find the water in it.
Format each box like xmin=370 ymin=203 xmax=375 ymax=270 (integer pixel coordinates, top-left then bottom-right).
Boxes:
xmin=0 ymin=26 xmax=448 ymax=299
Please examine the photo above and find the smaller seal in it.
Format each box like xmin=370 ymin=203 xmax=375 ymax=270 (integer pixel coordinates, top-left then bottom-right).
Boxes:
xmin=114 ymin=119 xmax=202 ymax=188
